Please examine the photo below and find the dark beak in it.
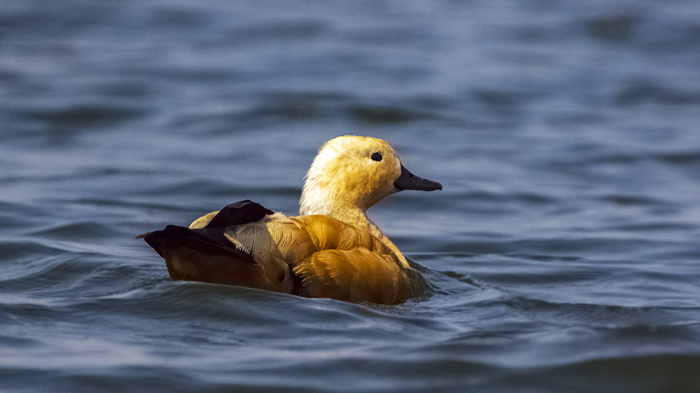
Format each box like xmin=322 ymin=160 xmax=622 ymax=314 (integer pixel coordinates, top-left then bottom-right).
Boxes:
xmin=394 ymin=164 xmax=443 ymax=191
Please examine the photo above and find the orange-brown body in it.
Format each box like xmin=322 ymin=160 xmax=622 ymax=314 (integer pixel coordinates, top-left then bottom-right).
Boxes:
xmin=139 ymin=136 xmax=441 ymax=304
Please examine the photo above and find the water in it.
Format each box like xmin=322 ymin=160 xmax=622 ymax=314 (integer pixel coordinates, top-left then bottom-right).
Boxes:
xmin=2 ymin=0 xmax=700 ymax=391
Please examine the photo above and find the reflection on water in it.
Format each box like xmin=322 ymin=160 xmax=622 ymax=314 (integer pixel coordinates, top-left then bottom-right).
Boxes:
xmin=2 ymin=0 xmax=700 ymax=392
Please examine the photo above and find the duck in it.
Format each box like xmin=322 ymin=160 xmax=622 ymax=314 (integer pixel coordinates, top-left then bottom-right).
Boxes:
xmin=138 ymin=135 xmax=442 ymax=304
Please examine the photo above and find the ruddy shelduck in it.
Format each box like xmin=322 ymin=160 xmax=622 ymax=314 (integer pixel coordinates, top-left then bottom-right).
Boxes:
xmin=139 ymin=135 xmax=442 ymax=304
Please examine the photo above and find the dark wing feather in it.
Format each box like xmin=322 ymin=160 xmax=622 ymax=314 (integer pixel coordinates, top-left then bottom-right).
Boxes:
xmin=203 ymin=200 xmax=274 ymax=229
xmin=138 ymin=225 xmax=255 ymax=263
xmin=137 ymin=200 xmax=293 ymax=293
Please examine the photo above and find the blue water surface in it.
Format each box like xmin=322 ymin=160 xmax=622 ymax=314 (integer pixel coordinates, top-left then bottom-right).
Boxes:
xmin=2 ymin=1 xmax=700 ymax=392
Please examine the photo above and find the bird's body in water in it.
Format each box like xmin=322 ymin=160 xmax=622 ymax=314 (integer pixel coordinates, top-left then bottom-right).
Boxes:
xmin=139 ymin=135 xmax=442 ymax=304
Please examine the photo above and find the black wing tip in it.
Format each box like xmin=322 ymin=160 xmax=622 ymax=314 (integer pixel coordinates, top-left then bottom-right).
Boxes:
xmin=137 ymin=224 xmax=256 ymax=263
xmin=137 ymin=199 xmax=272 ymax=260
xmin=204 ymin=200 xmax=274 ymax=229
xmin=137 ymin=199 xmax=273 ymax=238
xmin=136 ymin=225 xmax=185 ymax=239
xmin=225 ymin=200 xmax=275 ymax=216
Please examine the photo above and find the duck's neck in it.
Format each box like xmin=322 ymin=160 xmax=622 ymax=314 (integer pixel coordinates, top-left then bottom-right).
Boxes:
xmin=299 ymin=192 xmax=371 ymax=228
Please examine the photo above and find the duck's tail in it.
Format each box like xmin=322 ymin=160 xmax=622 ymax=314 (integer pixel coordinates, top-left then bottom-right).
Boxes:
xmin=137 ymin=200 xmax=293 ymax=293
xmin=138 ymin=225 xmax=257 ymax=282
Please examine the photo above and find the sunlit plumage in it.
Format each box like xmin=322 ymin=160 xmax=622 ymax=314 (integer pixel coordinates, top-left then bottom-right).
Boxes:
xmin=139 ymin=135 xmax=441 ymax=304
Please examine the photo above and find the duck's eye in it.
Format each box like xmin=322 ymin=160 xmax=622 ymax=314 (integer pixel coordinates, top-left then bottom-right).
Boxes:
xmin=371 ymin=152 xmax=383 ymax=162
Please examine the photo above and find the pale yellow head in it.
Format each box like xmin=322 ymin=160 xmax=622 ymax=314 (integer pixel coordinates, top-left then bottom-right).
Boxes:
xmin=299 ymin=135 xmax=441 ymax=223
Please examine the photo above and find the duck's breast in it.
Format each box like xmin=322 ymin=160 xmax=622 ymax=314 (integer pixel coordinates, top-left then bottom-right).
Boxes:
xmin=264 ymin=215 xmax=413 ymax=304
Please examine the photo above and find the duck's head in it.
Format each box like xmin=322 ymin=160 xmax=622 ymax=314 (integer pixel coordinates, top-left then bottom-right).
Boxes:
xmin=299 ymin=135 xmax=442 ymax=219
